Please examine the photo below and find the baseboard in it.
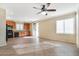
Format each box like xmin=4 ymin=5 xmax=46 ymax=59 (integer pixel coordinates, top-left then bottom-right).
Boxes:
xmin=0 ymin=42 xmax=6 ymax=47
xmin=39 ymin=37 xmax=76 ymax=45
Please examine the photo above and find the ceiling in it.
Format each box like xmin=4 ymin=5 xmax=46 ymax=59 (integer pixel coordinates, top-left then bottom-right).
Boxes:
xmin=0 ymin=3 xmax=79 ymax=22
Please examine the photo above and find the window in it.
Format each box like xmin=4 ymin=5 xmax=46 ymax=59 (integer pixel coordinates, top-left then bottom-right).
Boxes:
xmin=16 ymin=23 xmax=24 ymax=30
xmin=56 ymin=18 xmax=75 ymax=34
xmin=64 ymin=18 xmax=74 ymax=34
xmin=56 ymin=20 xmax=64 ymax=33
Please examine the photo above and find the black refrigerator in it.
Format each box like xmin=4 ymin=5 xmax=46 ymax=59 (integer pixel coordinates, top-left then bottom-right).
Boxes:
xmin=6 ymin=25 xmax=13 ymax=41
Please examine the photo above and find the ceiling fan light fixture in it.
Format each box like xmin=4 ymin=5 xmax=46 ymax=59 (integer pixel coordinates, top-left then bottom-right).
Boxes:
xmin=41 ymin=11 xmax=47 ymax=15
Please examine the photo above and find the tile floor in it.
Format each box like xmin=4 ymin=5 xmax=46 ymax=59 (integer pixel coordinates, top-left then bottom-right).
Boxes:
xmin=0 ymin=37 xmax=79 ymax=56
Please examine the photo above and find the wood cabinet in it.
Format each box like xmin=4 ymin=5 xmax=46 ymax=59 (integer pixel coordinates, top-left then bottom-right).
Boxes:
xmin=6 ymin=20 xmax=16 ymax=28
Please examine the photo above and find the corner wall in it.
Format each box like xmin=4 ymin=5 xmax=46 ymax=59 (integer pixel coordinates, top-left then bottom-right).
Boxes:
xmin=76 ymin=9 xmax=79 ymax=47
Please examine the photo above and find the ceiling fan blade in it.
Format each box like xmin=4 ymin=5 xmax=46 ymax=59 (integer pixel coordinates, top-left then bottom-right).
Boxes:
xmin=33 ymin=7 xmax=41 ymax=10
xmin=46 ymin=9 xmax=56 ymax=11
xmin=37 ymin=11 xmax=42 ymax=14
xmin=47 ymin=3 xmax=51 ymax=7
xmin=41 ymin=5 xmax=45 ymax=10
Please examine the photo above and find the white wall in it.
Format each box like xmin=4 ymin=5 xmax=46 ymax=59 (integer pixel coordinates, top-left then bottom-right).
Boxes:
xmin=32 ymin=23 xmax=36 ymax=37
xmin=0 ymin=8 xmax=6 ymax=47
xmin=32 ymin=23 xmax=39 ymax=38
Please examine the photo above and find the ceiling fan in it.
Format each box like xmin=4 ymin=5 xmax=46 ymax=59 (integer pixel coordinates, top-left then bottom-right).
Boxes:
xmin=33 ymin=3 xmax=56 ymax=15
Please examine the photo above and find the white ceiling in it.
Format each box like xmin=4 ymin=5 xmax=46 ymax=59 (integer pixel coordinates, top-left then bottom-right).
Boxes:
xmin=0 ymin=3 xmax=79 ymax=22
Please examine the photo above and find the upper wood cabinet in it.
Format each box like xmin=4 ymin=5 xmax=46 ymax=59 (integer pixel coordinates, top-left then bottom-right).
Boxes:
xmin=6 ymin=20 xmax=16 ymax=28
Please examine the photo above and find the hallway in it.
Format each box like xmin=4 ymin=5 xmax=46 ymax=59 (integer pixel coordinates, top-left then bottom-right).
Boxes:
xmin=0 ymin=37 xmax=79 ymax=56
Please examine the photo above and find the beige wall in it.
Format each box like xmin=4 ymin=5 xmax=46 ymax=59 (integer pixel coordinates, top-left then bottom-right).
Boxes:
xmin=76 ymin=9 xmax=79 ymax=47
xmin=39 ymin=12 xmax=76 ymax=43
xmin=0 ymin=8 xmax=6 ymax=47
xmin=78 ymin=10 xmax=79 ymax=47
